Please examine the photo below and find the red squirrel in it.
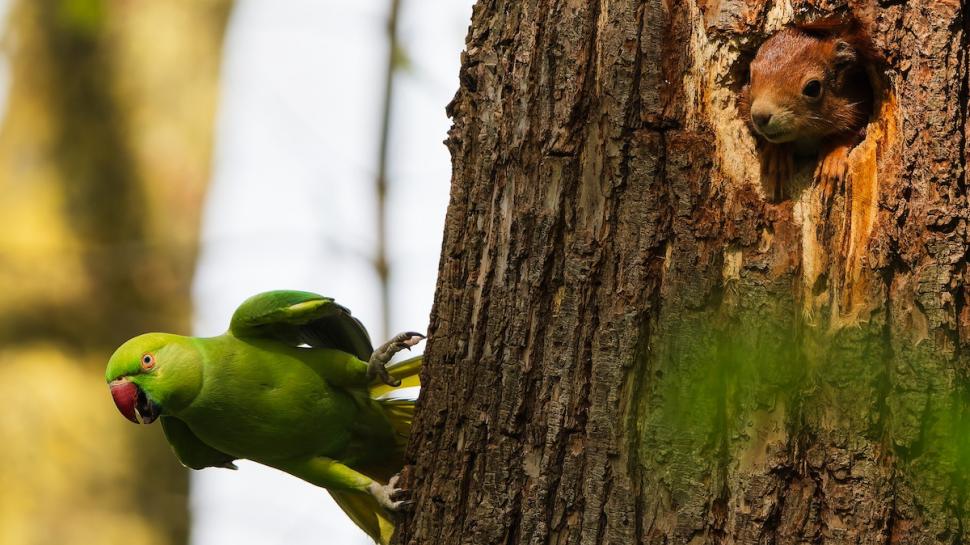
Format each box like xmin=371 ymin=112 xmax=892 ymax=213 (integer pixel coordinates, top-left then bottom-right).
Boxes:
xmin=741 ymin=16 xmax=879 ymax=202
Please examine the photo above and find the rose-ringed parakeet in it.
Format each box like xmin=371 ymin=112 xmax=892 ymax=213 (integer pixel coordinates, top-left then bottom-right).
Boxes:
xmin=105 ymin=290 xmax=424 ymax=544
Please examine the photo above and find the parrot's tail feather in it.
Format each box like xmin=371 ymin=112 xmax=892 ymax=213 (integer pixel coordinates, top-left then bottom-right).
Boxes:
xmin=328 ymin=490 xmax=395 ymax=545
xmin=378 ymin=400 xmax=416 ymax=443
xmin=331 ymin=355 xmax=421 ymax=543
xmin=369 ymin=354 xmax=422 ymax=392
xmin=369 ymin=354 xmax=421 ymax=445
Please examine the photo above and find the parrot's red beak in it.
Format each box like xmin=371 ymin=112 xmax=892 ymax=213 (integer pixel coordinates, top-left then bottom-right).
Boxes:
xmin=110 ymin=379 xmax=139 ymax=423
xmin=109 ymin=379 xmax=160 ymax=424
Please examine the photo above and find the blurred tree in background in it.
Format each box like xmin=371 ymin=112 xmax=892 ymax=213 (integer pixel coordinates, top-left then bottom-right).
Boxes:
xmin=0 ymin=1 xmax=230 ymax=543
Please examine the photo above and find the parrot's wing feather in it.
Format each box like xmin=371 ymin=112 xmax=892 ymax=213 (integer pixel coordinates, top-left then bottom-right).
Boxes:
xmin=160 ymin=416 xmax=237 ymax=470
xmin=229 ymin=290 xmax=373 ymax=360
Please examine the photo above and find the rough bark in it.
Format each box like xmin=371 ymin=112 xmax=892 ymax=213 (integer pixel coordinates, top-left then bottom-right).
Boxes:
xmin=399 ymin=1 xmax=970 ymax=544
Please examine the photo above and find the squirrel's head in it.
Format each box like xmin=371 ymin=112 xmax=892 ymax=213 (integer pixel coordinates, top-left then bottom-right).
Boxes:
xmin=747 ymin=21 xmax=870 ymax=143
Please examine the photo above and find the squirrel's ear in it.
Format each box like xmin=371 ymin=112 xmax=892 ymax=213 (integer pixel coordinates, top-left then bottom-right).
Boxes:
xmin=834 ymin=40 xmax=857 ymax=69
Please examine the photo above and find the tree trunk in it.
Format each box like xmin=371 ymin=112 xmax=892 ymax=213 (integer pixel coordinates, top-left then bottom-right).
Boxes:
xmin=399 ymin=1 xmax=970 ymax=544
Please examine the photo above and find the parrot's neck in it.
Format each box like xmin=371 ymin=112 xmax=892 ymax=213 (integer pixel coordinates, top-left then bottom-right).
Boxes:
xmin=153 ymin=335 xmax=208 ymax=415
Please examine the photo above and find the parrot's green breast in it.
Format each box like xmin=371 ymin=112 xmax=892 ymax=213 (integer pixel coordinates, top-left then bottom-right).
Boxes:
xmin=175 ymin=335 xmax=385 ymax=465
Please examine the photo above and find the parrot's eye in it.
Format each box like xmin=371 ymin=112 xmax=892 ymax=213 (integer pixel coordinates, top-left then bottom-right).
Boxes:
xmin=141 ymin=353 xmax=156 ymax=370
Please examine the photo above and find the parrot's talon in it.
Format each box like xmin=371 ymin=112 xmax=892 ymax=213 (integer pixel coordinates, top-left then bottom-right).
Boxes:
xmin=368 ymin=331 xmax=426 ymax=386
xmin=368 ymin=476 xmax=411 ymax=512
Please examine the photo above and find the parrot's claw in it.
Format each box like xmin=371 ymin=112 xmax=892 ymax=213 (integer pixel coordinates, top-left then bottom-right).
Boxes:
xmin=219 ymin=462 xmax=239 ymax=470
xmin=368 ymin=331 xmax=426 ymax=387
xmin=368 ymin=475 xmax=413 ymax=512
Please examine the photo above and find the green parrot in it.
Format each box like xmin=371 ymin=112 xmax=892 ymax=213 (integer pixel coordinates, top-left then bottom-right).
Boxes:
xmin=105 ymin=290 xmax=424 ymax=544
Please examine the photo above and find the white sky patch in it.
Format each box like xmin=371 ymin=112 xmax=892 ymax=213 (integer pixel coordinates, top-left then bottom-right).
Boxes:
xmin=190 ymin=1 xmax=473 ymax=544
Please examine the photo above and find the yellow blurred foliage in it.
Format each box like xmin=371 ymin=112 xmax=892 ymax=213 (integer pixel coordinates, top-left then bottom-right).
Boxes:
xmin=0 ymin=348 xmax=170 ymax=545
xmin=0 ymin=1 xmax=232 ymax=544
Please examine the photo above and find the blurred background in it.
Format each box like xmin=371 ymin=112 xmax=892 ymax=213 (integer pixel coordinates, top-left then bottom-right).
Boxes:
xmin=0 ymin=1 xmax=472 ymax=544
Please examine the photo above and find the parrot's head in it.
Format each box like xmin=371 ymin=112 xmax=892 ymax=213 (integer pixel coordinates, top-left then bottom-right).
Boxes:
xmin=105 ymin=333 xmax=203 ymax=424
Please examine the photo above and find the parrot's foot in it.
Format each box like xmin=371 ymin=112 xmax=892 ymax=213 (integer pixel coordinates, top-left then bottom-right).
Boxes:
xmin=367 ymin=475 xmax=413 ymax=512
xmin=368 ymin=331 xmax=425 ymax=387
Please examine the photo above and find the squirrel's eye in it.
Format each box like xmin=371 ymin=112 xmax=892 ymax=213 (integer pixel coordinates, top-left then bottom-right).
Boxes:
xmin=802 ymin=79 xmax=822 ymax=99
xmin=141 ymin=353 xmax=155 ymax=370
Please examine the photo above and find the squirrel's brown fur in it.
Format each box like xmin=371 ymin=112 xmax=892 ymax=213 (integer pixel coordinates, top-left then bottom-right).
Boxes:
xmin=741 ymin=15 xmax=880 ymax=202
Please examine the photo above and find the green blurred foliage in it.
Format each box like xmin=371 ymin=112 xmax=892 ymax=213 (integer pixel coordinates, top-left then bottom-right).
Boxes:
xmin=55 ymin=0 xmax=104 ymax=35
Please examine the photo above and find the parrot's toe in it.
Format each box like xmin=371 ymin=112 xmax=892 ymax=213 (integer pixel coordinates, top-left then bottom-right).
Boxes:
xmin=388 ymin=475 xmax=411 ymax=502
xmin=368 ymin=331 xmax=426 ymax=386
xmin=400 ymin=332 xmax=426 ymax=347
xmin=367 ymin=476 xmax=412 ymax=512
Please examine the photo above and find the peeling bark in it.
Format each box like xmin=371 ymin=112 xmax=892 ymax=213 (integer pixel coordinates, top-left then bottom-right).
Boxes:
xmin=399 ymin=1 xmax=970 ymax=544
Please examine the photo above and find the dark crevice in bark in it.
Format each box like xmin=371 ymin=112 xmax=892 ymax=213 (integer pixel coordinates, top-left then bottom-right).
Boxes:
xmin=623 ymin=0 xmax=647 ymax=133
xmin=576 ymin=0 xmax=603 ymax=138
xmin=538 ymin=192 xmax=573 ymax=545
xmin=959 ymin=10 xmax=969 ymax=204
xmin=454 ymin=430 xmax=477 ymax=543
xmin=807 ymin=439 xmax=828 ymax=544
xmin=772 ymin=471 xmax=793 ymax=544
xmin=539 ymin=3 xmax=560 ymax=156
xmin=884 ymin=482 xmax=898 ymax=545
xmin=627 ymin=313 xmax=654 ymax=545
xmin=504 ymin=485 xmax=523 ymax=545
xmin=879 ymin=256 xmax=900 ymax=538
xmin=594 ymin=462 xmax=614 ymax=545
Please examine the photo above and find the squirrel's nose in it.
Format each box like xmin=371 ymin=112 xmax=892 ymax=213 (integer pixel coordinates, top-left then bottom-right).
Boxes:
xmin=752 ymin=112 xmax=773 ymax=129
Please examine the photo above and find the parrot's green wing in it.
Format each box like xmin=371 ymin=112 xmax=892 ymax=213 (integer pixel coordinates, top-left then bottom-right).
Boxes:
xmin=229 ymin=290 xmax=373 ymax=360
xmin=160 ymin=416 xmax=237 ymax=470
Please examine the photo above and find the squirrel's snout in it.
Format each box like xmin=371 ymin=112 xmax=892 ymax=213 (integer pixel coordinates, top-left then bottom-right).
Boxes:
xmin=752 ymin=111 xmax=773 ymax=130
xmin=750 ymin=101 xmax=776 ymax=130
xmin=749 ymin=101 xmax=791 ymax=142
